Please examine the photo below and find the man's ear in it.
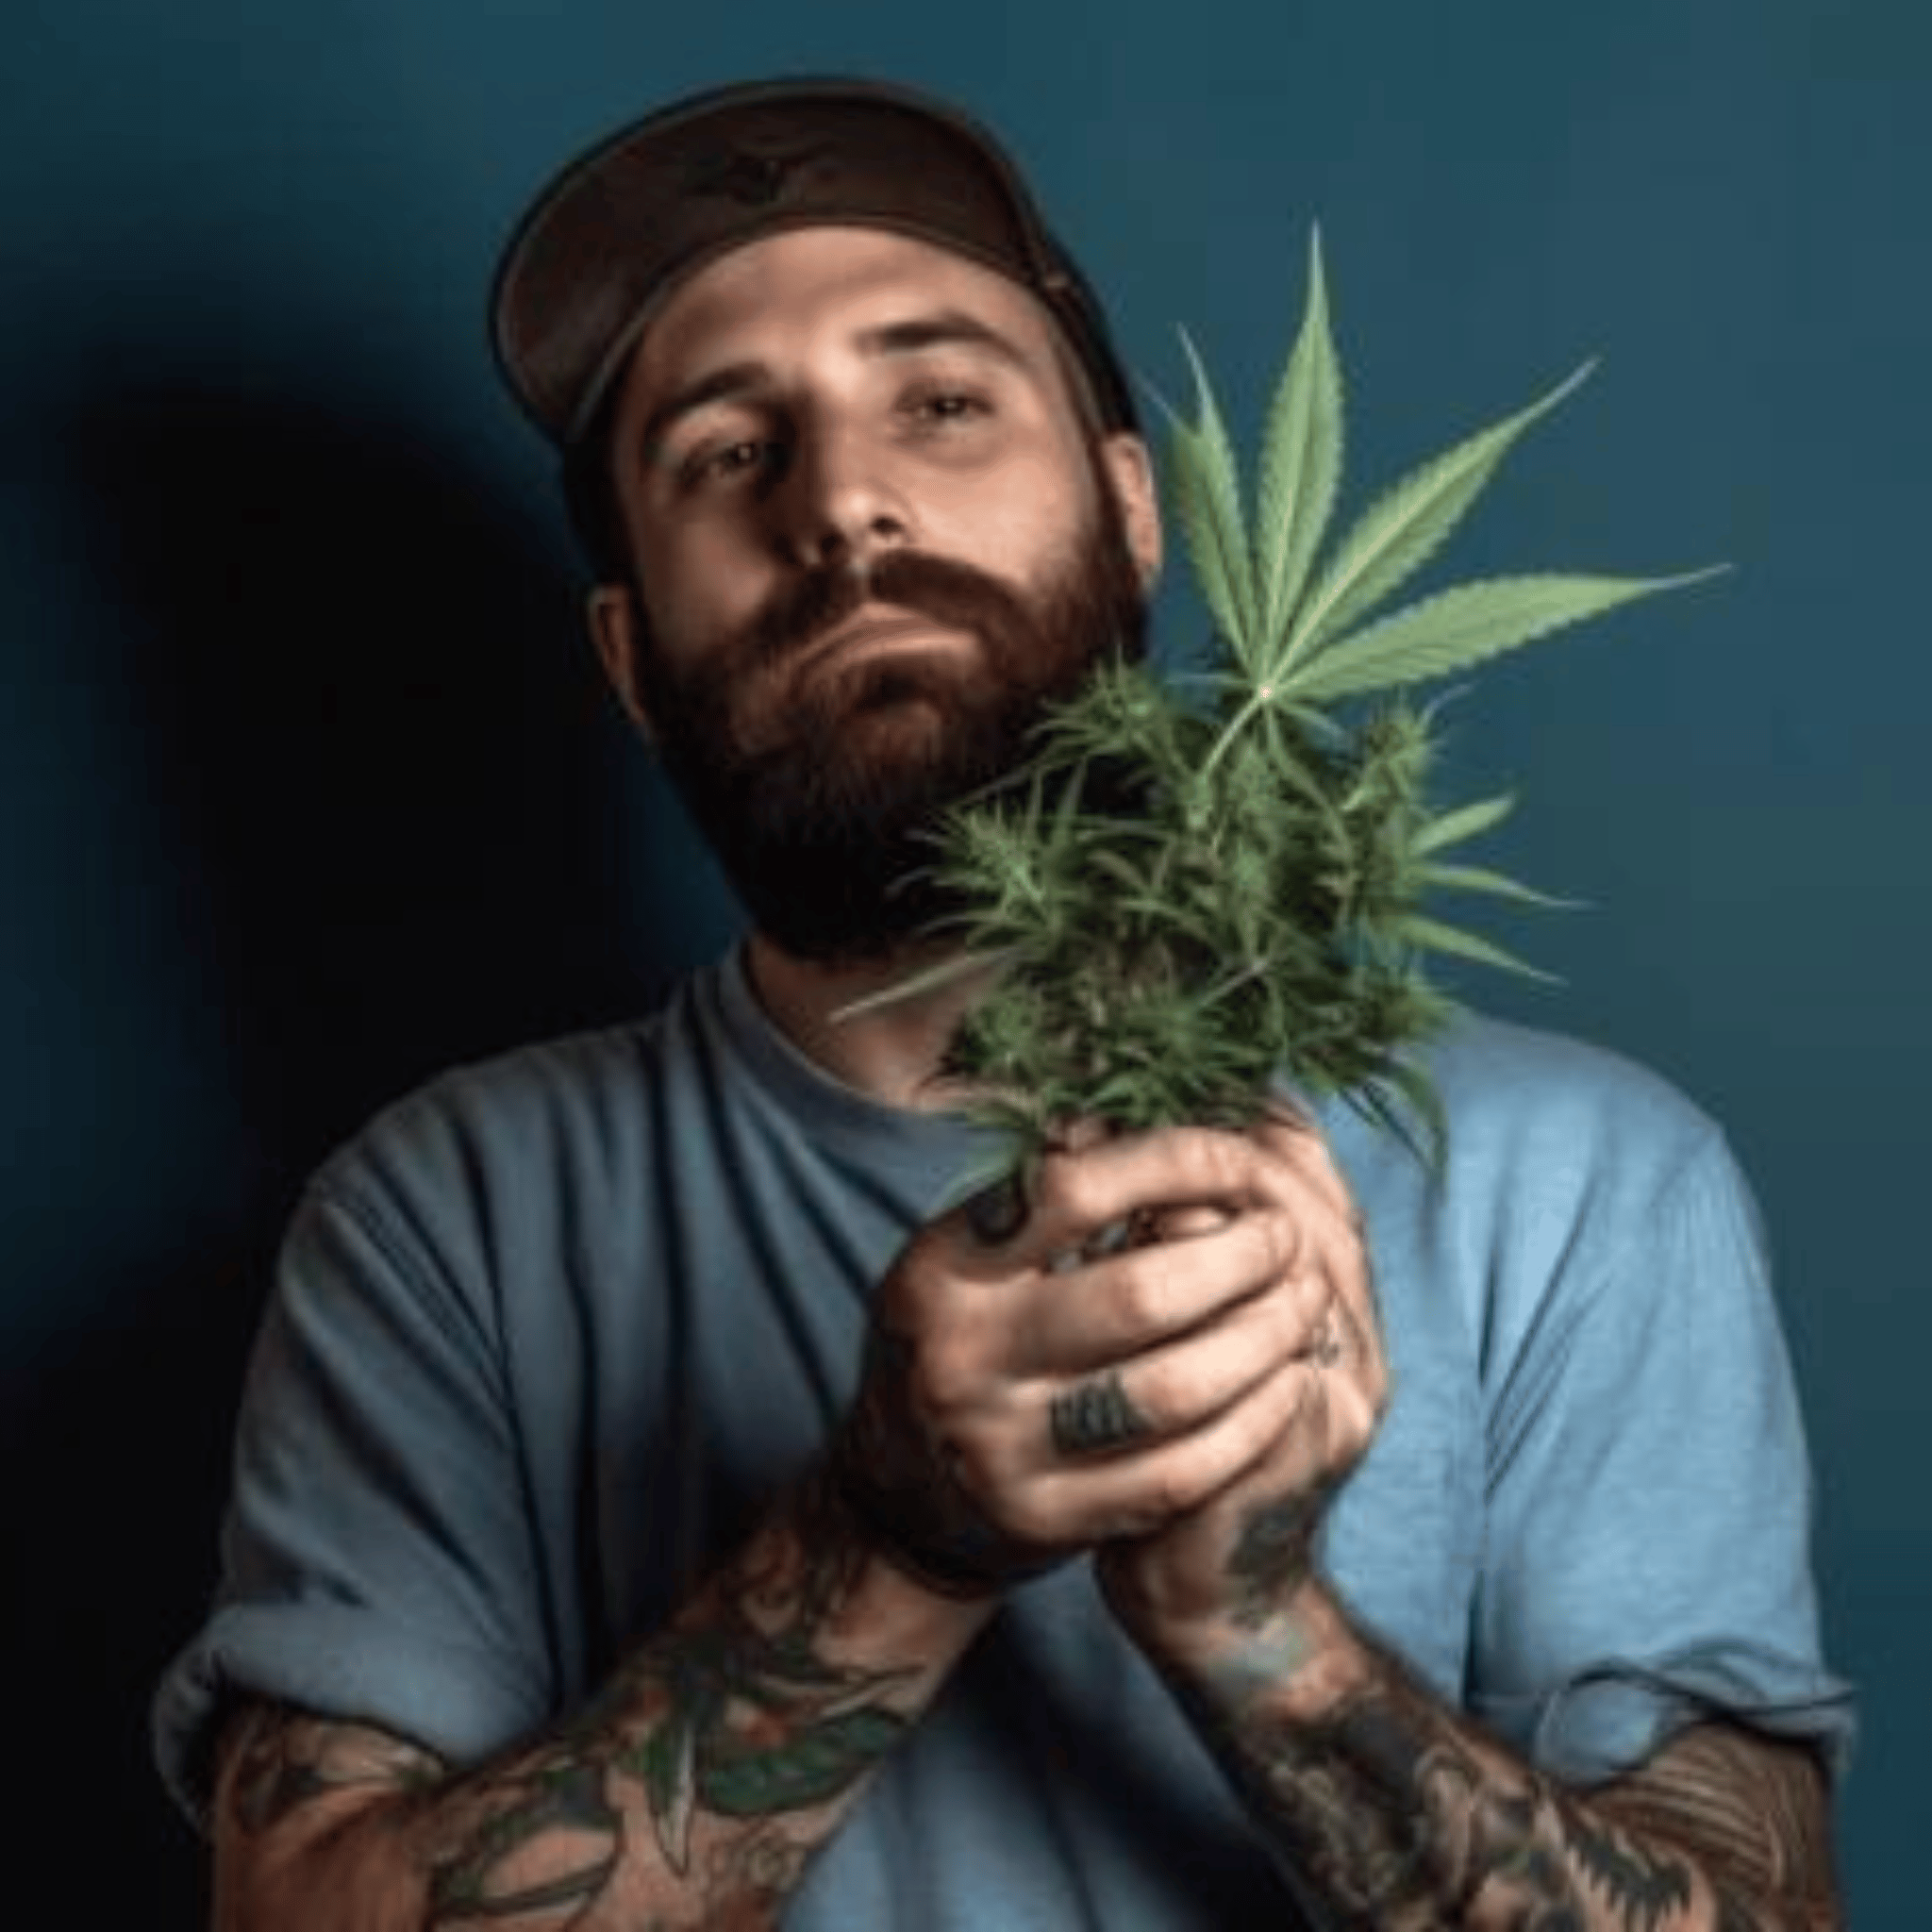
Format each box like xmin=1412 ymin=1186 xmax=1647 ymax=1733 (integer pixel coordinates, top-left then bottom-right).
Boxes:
xmin=1097 ymin=431 xmax=1164 ymax=592
xmin=588 ymin=584 xmax=657 ymax=742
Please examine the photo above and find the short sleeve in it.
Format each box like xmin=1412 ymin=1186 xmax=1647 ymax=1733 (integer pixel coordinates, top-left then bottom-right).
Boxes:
xmin=1467 ymin=1131 xmax=1855 ymax=1782
xmin=151 ymin=1170 xmax=554 ymax=1831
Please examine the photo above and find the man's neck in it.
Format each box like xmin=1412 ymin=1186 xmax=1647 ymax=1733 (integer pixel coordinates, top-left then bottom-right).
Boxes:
xmin=744 ymin=932 xmax=998 ymax=1114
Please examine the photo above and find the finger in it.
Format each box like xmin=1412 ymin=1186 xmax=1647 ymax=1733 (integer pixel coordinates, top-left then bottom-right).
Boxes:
xmin=1043 ymin=1281 xmax=1326 ymax=1455
xmin=1020 ymin=1210 xmax=1324 ymax=1371
xmin=1302 ymin=1167 xmax=1383 ymax=1376
xmin=949 ymin=1116 xmax=1139 ymax=1258
xmin=1014 ymin=1124 xmax=1289 ymax=1265
xmin=1047 ymin=1371 xmax=1154 ymax=1457
xmin=1293 ymin=1279 xmax=1389 ymax=1469
xmin=1250 ymin=1103 xmax=1357 ymax=1227
xmin=1243 ymin=1109 xmax=1382 ymax=1366
xmin=1141 ymin=1202 xmax=1236 ymax=1243
xmin=1163 ymin=1316 xmax=1379 ymax=1524
xmin=1306 ymin=1301 xmax=1346 ymax=1370
xmin=1312 ymin=1269 xmax=1390 ymax=1421
xmin=1087 ymin=1195 xmax=1235 ymax=1261
xmin=1016 ymin=1351 xmax=1323 ymax=1544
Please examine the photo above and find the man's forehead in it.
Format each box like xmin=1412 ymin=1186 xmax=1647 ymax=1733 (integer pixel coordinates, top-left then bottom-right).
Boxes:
xmin=624 ymin=224 xmax=1063 ymax=398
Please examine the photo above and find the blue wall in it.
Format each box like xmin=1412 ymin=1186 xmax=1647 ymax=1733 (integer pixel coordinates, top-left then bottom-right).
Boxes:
xmin=5 ymin=1 xmax=1923 ymax=1920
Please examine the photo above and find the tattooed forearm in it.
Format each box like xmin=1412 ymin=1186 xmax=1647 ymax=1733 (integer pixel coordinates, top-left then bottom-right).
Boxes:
xmin=1194 ymin=1678 xmax=1694 ymax=1924
xmin=1596 ymin=1727 xmax=1840 ymax=1931
xmin=1163 ymin=1589 xmax=1838 ymax=1929
xmin=223 ymin=1704 xmax=446 ymax=1833
xmin=429 ymin=1602 xmax=912 ymax=1907
xmin=1222 ymin=1486 xmax=1332 ymax=1629
xmin=216 ymin=1465 xmax=990 ymax=1932
xmin=421 ymin=1761 xmax=623 ymax=1922
xmin=418 ymin=1470 xmax=926 ymax=1926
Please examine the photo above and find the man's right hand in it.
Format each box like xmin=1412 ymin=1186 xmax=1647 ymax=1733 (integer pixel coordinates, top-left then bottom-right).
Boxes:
xmin=826 ymin=1117 xmax=1341 ymax=1598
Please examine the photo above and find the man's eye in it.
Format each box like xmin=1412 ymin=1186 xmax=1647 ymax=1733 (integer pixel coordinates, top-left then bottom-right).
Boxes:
xmin=908 ymin=388 xmax=991 ymax=425
xmin=687 ymin=439 xmax=772 ymax=486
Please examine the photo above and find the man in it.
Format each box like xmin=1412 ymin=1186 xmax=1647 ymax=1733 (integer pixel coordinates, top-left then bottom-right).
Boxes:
xmin=155 ymin=77 xmax=1852 ymax=1927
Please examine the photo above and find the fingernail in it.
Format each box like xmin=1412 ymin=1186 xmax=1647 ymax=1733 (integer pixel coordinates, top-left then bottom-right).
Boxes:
xmin=964 ymin=1173 xmax=1028 ymax=1245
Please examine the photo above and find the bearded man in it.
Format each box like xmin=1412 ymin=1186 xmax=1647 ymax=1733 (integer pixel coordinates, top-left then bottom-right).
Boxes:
xmin=156 ymin=77 xmax=1851 ymax=1928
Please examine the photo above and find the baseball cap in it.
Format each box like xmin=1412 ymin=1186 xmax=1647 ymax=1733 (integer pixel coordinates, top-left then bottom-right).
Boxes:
xmin=491 ymin=75 xmax=1139 ymax=450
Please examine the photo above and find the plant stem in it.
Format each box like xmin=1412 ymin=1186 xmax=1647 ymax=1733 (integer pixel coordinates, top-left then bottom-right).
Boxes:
xmin=1197 ymin=679 xmax=1276 ymax=789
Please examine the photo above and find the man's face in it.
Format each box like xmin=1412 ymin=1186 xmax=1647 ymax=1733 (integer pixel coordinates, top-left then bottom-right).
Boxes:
xmin=591 ymin=225 xmax=1161 ymax=966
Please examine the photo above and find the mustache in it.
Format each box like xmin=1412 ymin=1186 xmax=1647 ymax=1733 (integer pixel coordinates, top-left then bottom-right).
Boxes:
xmin=732 ymin=548 xmax=1032 ymax=682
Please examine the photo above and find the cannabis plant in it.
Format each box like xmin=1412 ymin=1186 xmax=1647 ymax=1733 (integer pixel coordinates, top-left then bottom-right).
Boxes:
xmin=856 ymin=231 xmax=1719 ymax=1171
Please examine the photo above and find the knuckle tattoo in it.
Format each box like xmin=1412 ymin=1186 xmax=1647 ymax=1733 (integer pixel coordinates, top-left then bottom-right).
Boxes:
xmin=1132 ymin=1360 xmax=1179 ymax=1429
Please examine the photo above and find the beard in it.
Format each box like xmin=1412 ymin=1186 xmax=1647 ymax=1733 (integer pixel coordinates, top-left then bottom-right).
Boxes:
xmin=625 ymin=443 xmax=1152 ymax=967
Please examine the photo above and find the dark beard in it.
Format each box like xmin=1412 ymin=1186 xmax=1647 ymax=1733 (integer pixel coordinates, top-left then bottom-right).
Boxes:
xmin=628 ymin=448 xmax=1151 ymax=966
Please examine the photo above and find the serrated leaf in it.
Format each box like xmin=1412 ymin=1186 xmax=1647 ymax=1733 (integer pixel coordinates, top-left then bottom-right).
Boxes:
xmin=1359 ymin=1057 xmax=1449 ymax=1170
xmin=1254 ymin=227 xmax=1343 ymax=663
xmin=1284 ymin=567 xmax=1725 ymax=704
xmin=1160 ymin=423 xmax=1248 ymax=660
xmin=1280 ymin=361 xmax=1598 ymax=676
xmin=1395 ymin=914 xmax=1557 ymax=980
xmin=1411 ymin=792 xmax=1517 ymax=856
xmin=1167 ymin=328 xmax=1261 ymax=664
xmin=1419 ymin=861 xmax=1578 ymax=908
xmin=830 ymin=947 xmax=1013 ymax=1024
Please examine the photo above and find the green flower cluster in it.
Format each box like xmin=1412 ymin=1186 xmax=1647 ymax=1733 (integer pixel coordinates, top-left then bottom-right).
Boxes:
xmin=924 ymin=667 xmax=1517 ymax=1160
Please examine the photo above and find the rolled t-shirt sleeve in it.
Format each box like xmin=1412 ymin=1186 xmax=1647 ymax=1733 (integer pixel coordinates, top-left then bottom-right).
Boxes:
xmin=153 ymin=1163 xmax=554 ymax=1830
xmin=1467 ymin=1129 xmax=1855 ymax=1782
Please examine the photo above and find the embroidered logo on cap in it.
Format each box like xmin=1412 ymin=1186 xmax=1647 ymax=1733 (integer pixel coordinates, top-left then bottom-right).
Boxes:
xmin=679 ymin=142 xmax=834 ymax=208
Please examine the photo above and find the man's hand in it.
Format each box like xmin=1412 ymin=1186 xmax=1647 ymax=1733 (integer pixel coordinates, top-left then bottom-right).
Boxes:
xmin=1092 ymin=1109 xmax=1386 ymax=1652
xmin=827 ymin=1109 xmax=1379 ymax=1607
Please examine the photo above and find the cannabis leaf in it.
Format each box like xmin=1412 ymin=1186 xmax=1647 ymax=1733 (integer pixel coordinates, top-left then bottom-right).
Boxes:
xmin=1274 ymin=360 xmax=1599 ymax=679
xmin=1254 ymin=228 xmax=1343 ymax=658
xmin=857 ymin=229 xmax=1724 ymax=1175
xmin=1286 ymin=569 xmax=1722 ymax=705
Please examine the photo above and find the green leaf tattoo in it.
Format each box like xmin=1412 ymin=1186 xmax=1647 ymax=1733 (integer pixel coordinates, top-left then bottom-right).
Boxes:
xmin=614 ymin=1622 xmax=914 ymax=1874
xmin=702 ymin=1707 xmax=911 ymax=1816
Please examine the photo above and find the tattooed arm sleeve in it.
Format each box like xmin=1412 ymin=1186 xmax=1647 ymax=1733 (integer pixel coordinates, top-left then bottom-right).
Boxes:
xmin=1155 ymin=1578 xmax=1840 ymax=1930
xmin=211 ymin=1465 xmax=994 ymax=1932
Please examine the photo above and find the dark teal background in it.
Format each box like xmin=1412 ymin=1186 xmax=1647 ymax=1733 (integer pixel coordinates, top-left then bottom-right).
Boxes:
xmin=5 ymin=1 xmax=1923 ymax=1921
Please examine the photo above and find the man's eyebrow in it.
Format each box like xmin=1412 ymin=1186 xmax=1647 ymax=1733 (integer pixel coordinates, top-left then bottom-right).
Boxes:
xmin=855 ymin=309 xmax=1036 ymax=375
xmin=641 ymin=359 xmax=768 ymax=458
xmin=639 ymin=308 xmax=1039 ymax=456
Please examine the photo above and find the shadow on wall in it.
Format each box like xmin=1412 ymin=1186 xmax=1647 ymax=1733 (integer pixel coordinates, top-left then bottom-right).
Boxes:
xmin=60 ymin=379 xmax=660 ymax=1153
xmin=2 ymin=376 xmax=722 ymax=1925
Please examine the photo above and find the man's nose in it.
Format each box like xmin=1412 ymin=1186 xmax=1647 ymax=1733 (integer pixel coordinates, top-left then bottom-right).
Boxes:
xmin=775 ymin=419 xmax=913 ymax=574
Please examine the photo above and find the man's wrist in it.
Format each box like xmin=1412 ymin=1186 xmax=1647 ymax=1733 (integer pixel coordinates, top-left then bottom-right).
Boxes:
xmin=1127 ymin=1574 xmax=1373 ymax=1727
xmin=814 ymin=1436 xmax=1059 ymax=1607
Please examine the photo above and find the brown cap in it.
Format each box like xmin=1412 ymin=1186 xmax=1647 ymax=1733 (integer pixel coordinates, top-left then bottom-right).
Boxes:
xmin=491 ymin=75 xmax=1138 ymax=449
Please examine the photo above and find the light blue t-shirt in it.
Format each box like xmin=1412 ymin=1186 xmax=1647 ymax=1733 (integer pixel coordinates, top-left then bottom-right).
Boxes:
xmin=154 ymin=947 xmax=1852 ymax=1924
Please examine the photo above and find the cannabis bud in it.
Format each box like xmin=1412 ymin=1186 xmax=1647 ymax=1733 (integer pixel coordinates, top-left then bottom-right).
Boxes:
xmin=851 ymin=230 xmax=1722 ymax=1175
